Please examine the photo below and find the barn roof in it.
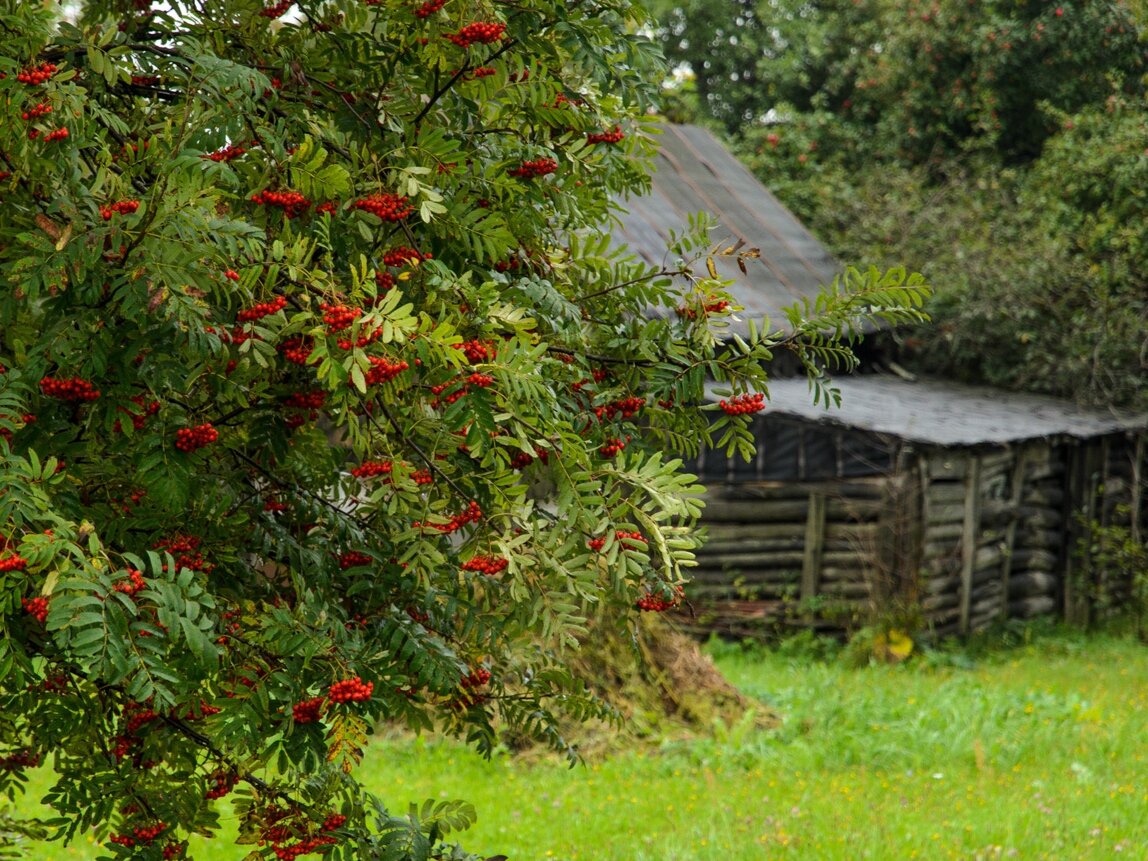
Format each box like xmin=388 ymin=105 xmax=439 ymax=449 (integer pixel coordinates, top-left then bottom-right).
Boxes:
xmin=616 ymin=124 xmax=842 ymax=335
xmin=736 ymin=375 xmax=1148 ymax=447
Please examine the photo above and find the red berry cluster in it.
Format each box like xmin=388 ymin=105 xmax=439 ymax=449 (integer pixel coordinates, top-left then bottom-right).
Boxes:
xmin=510 ymin=446 xmax=549 ymax=470
xmin=446 ymin=21 xmax=506 ymax=47
xmin=0 ymin=749 xmax=40 ymax=771
xmin=364 ymin=356 xmax=409 ymax=386
xmin=251 ymin=189 xmax=311 ymax=218
xmin=351 ymin=193 xmax=413 ymax=221
xmin=461 ymin=339 xmax=496 ymax=364
xmin=719 ymin=393 xmax=766 ymax=415
xmin=587 ymin=125 xmax=625 ymax=144
xmin=469 ymin=66 xmax=497 ymax=79
xmin=383 ymin=246 xmax=431 ymax=267
xmin=22 ymin=596 xmax=49 ymax=623
xmin=21 ymin=101 xmax=52 ymax=121
xmin=461 ymin=555 xmax=508 ymax=576
xmin=460 ymin=667 xmax=491 ymax=688
xmin=278 ymin=336 xmax=315 ymax=365
xmin=175 ymin=423 xmax=219 ymax=452
xmin=17 ymin=63 xmax=56 ymax=85
xmin=42 ymin=127 xmax=69 ymax=142
xmin=374 ymin=270 xmax=396 ymax=292
xmin=0 ymin=553 xmax=28 ymax=572
xmin=335 ymin=553 xmax=371 ymax=574
xmin=224 ymin=269 xmax=241 ymax=281
xmin=636 ymin=585 xmax=684 ymax=612
xmin=123 ymin=700 xmax=161 ymax=734
xmin=430 ymin=372 xmax=492 ymax=408
xmin=237 ymin=295 xmax=287 ymax=322
xmin=203 ymin=142 xmax=246 ymax=162
xmin=350 ymin=459 xmax=393 ymax=479
xmin=264 ymin=498 xmax=289 ymax=512
xmin=113 ymin=569 xmax=146 ymax=597
xmin=508 ymin=158 xmax=558 ymax=179
xmin=115 ymin=395 xmax=161 ymax=433
xmin=315 ymin=200 xmax=338 ymax=216
xmin=271 ymin=834 xmax=336 ymax=861
xmin=414 ymin=0 xmax=446 ymax=17
xmin=110 ymin=822 xmax=166 ymax=848
xmin=130 ymin=74 xmax=159 ymax=86
xmin=99 ymin=199 xmax=140 ymax=221
xmin=40 ymin=376 xmax=100 ymax=402
xmin=320 ymin=303 xmax=362 ymax=333
xmin=417 ymin=500 xmax=482 ymax=534
xmin=292 ymin=696 xmax=325 ymax=724
xmin=328 ymin=676 xmax=373 ymax=703
xmin=592 ymin=396 xmax=644 ymax=423
xmin=259 ymin=0 xmax=293 ymax=17
xmin=338 ymin=324 xmax=384 ymax=351
xmin=322 ymin=814 xmax=346 ymax=831
xmin=205 ymin=770 xmax=238 ymax=800
xmin=155 ymin=534 xmax=212 ymax=573
xmin=600 ymin=435 xmax=629 ymax=457
xmin=338 ymin=551 xmax=372 ymax=569
xmin=589 ymin=530 xmax=646 ymax=552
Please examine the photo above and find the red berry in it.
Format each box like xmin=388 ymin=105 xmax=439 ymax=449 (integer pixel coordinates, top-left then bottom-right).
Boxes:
xmin=328 ymin=676 xmax=373 ymax=703
xmin=237 ymin=295 xmax=287 ymax=322
xmin=586 ymin=125 xmax=625 ymax=145
xmin=445 ymin=21 xmax=506 ymax=47
xmin=16 ymin=63 xmax=57 ymax=85
xmin=40 ymin=376 xmax=100 ymax=402
xmin=292 ymin=696 xmax=325 ymax=724
xmin=508 ymin=157 xmax=557 ymax=179
xmin=174 ymin=423 xmax=219 ymax=452
xmin=719 ymin=393 xmax=766 ymax=415
xmin=351 ymin=193 xmax=413 ymax=222
xmin=461 ymin=555 xmax=508 ymax=576
xmin=22 ymin=596 xmax=48 ymax=623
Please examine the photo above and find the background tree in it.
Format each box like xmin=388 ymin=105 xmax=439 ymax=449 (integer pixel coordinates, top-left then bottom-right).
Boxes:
xmin=0 ymin=1 xmax=926 ymax=859
xmin=654 ymin=0 xmax=1147 ymax=409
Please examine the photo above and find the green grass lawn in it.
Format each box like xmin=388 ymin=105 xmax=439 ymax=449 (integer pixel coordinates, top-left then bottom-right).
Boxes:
xmin=12 ymin=627 xmax=1148 ymax=859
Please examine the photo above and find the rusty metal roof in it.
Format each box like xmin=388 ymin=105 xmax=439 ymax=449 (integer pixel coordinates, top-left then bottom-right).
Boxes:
xmin=749 ymin=375 xmax=1148 ymax=447
xmin=616 ymin=124 xmax=842 ymax=335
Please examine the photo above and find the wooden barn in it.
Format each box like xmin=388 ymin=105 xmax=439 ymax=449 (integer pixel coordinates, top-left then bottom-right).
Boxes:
xmin=686 ymin=377 xmax=1147 ymax=638
xmin=618 ymin=124 xmax=1148 ymax=638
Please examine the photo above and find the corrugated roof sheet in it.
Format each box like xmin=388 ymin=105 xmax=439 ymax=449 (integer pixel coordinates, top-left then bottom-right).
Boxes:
xmin=711 ymin=375 xmax=1148 ymax=447
xmin=616 ymin=124 xmax=842 ymax=335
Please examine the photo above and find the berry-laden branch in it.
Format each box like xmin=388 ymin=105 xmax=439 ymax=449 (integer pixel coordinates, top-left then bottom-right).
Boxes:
xmin=0 ymin=1 xmax=928 ymax=857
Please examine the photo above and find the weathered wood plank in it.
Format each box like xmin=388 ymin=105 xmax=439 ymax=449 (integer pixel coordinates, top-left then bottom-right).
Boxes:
xmin=959 ymin=456 xmax=982 ymax=634
xmin=713 ymin=479 xmax=887 ymax=501
xmin=800 ymin=492 xmax=827 ymax=603
xmin=700 ymin=495 xmax=883 ymax=522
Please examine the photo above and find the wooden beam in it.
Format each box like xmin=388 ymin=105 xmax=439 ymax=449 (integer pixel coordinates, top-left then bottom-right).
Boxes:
xmin=959 ymin=456 xmax=982 ymax=635
xmin=1132 ymin=433 xmax=1145 ymax=546
xmin=999 ymin=446 xmax=1030 ymax=622
xmin=800 ymin=492 xmax=827 ymax=604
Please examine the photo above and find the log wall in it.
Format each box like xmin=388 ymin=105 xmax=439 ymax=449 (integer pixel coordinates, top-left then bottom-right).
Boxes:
xmin=681 ymin=479 xmax=888 ymax=637
xmin=683 ymin=430 xmax=1147 ymax=641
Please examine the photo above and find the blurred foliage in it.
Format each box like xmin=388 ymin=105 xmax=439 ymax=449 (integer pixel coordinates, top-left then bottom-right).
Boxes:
xmin=652 ymin=0 xmax=1148 ymax=408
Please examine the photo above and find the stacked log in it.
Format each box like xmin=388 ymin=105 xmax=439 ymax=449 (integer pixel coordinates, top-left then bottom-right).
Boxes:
xmin=920 ymin=447 xmax=1063 ymax=635
xmin=680 ymin=479 xmax=887 ymax=635
xmin=1005 ymin=447 xmax=1064 ymax=619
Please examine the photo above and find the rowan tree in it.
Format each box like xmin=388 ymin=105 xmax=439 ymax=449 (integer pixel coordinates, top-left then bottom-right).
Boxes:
xmin=0 ymin=1 xmax=926 ymax=858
